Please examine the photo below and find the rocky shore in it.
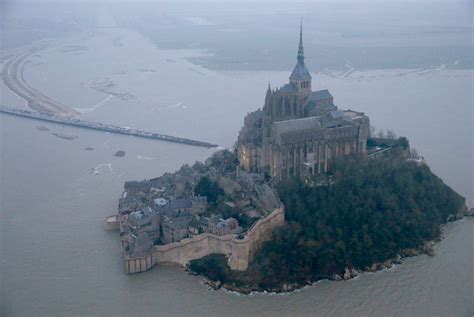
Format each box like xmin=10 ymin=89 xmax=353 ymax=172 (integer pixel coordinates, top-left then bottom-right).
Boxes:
xmin=190 ymin=212 xmax=470 ymax=295
xmin=191 ymin=248 xmax=426 ymax=294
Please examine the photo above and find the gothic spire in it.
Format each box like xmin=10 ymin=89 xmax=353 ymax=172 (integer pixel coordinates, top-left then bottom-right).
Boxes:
xmin=297 ymin=18 xmax=304 ymax=62
xmin=289 ymin=19 xmax=312 ymax=91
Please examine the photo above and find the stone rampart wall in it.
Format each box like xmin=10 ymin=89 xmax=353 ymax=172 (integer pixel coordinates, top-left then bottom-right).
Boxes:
xmin=153 ymin=206 xmax=285 ymax=271
xmin=124 ymin=253 xmax=156 ymax=274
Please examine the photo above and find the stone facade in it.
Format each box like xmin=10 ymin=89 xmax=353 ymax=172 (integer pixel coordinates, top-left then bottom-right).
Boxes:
xmin=237 ymin=25 xmax=370 ymax=181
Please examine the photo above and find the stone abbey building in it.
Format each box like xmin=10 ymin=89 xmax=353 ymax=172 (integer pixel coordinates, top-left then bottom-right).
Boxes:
xmin=237 ymin=25 xmax=370 ymax=181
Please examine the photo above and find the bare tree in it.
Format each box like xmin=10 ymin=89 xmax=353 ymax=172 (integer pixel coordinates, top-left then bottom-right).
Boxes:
xmin=376 ymin=130 xmax=385 ymax=138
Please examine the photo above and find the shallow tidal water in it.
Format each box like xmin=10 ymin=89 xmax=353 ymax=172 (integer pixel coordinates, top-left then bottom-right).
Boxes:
xmin=1 ymin=26 xmax=473 ymax=316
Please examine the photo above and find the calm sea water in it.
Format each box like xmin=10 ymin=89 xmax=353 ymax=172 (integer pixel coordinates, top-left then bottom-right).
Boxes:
xmin=1 ymin=26 xmax=473 ymax=316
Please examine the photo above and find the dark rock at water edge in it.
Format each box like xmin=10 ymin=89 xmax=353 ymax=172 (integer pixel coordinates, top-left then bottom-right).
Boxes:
xmin=36 ymin=126 xmax=50 ymax=131
xmin=202 ymin=278 xmax=222 ymax=290
xmin=52 ymin=132 xmax=78 ymax=140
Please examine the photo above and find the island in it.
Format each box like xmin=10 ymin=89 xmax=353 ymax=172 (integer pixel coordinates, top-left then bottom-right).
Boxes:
xmin=106 ymin=24 xmax=469 ymax=294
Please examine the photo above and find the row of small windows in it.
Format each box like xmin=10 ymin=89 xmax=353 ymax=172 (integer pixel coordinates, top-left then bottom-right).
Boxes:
xmin=282 ymin=142 xmax=357 ymax=159
xmin=301 ymin=81 xmax=309 ymax=89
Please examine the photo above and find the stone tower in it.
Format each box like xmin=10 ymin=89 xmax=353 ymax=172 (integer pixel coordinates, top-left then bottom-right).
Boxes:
xmin=289 ymin=21 xmax=312 ymax=96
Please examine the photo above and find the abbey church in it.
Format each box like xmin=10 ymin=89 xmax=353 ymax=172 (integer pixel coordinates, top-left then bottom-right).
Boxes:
xmin=237 ymin=24 xmax=370 ymax=181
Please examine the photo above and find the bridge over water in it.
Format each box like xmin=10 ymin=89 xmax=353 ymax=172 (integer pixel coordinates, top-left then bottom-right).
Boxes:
xmin=0 ymin=106 xmax=218 ymax=148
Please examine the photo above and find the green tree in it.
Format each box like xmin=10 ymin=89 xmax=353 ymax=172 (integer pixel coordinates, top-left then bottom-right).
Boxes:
xmin=194 ymin=176 xmax=225 ymax=203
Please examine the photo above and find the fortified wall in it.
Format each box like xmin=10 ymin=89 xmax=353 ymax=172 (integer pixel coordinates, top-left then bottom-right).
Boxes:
xmin=124 ymin=207 xmax=285 ymax=274
xmin=124 ymin=253 xmax=156 ymax=275
xmin=154 ymin=206 xmax=285 ymax=270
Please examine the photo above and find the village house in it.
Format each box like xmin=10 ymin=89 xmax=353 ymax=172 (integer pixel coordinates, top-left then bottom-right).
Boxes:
xmin=127 ymin=206 xmax=161 ymax=241
xmin=155 ymin=196 xmax=207 ymax=217
xmin=204 ymin=214 xmax=240 ymax=236
xmin=162 ymin=214 xmax=193 ymax=243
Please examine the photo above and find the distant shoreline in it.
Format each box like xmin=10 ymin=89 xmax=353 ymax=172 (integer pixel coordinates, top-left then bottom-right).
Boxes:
xmin=1 ymin=47 xmax=79 ymax=117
